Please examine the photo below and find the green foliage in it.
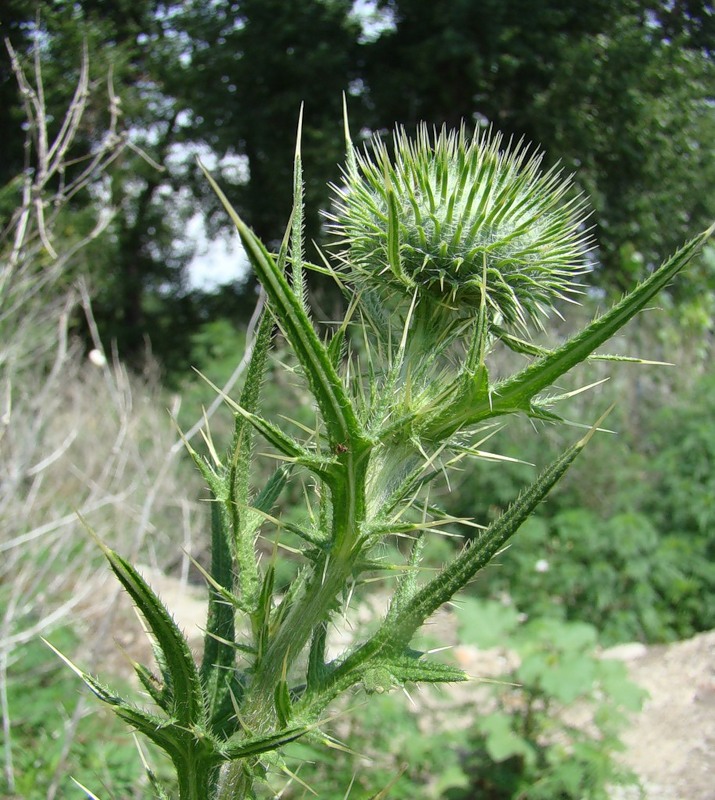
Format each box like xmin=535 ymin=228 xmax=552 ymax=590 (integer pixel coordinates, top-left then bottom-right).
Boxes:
xmin=649 ymin=369 xmax=715 ymax=545
xmin=452 ymin=599 xmax=645 ymax=800
xmin=532 ymin=13 xmax=715 ymax=291
xmin=280 ymin=692 xmax=471 ymax=799
xmin=449 ymin=366 xmax=715 ymax=646
xmin=5 ymin=612 xmax=642 ymax=800
xmin=473 ymin=509 xmax=711 ymax=644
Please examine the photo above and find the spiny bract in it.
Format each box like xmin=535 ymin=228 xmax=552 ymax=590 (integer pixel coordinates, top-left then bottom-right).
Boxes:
xmin=329 ymin=124 xmax=593 ymax=333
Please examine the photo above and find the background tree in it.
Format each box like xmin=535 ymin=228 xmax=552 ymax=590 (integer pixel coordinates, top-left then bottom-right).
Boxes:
xmin=2 ymin=0 xmax=712 ymax=371
xmin=173 ymin=0 xmax=363 ymax=249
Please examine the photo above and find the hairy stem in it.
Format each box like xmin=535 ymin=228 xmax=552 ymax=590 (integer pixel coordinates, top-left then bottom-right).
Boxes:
xmin=217 ymin=444 xmax=371 ymax=797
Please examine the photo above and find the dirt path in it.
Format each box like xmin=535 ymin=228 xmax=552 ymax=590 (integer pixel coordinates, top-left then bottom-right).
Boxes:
xmin=608 ymin=633 xmax=715 ymax=800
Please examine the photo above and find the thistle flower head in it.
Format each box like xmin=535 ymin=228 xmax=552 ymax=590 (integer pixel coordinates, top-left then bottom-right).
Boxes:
xmin=329 ymin=124 xmax=593 ymax=333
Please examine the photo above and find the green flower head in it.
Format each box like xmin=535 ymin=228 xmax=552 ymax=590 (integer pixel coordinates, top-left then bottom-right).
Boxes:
xmin=329 ymin=124 xmax=593 ymax=332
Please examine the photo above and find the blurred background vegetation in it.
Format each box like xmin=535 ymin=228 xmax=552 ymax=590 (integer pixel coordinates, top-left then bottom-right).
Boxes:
xmin=1 ymin=1 xmax=713 ymax=797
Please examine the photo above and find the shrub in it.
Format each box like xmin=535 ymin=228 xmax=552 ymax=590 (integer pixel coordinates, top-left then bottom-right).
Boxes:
xmin=453 ymin=598 xmax=646 ymax=800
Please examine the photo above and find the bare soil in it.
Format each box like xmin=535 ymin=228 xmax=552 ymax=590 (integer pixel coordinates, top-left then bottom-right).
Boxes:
xmin=607 ymin=634 xmax=715 ymax=800
xmin=89 ymin=568 xmax=715 ymax=800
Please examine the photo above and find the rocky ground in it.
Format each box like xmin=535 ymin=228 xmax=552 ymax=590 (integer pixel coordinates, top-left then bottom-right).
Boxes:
xmin=90 ymin=567 xmax=715 ymax=799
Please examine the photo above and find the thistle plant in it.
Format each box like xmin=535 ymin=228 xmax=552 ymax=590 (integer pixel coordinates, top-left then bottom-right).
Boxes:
xmin=53 ymin=109 xmax=713 ymax=800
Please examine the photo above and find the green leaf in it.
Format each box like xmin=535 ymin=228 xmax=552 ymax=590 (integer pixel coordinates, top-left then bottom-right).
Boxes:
xmin=479 ymin=712 xmax=536 ymax=766
xmin=325 ymin=420 xmax=600 ymax=690
xmin=44 ymin=641 xmax=187 ymax=757
xmin=274 ymin=679 xmax=293 ymax=727
xmin=255 ymin=563 xmax=276 ymax=660
xmin=201 ymin=501 xmax=237 ymax=734
xmin=327 ymin=325 xmax=347 ymax=370
xmin=134 ymin=661 xmax=169 ymax=711
xmin=200 ymin=162 xmax=367 ymax=451
xmin=221 ymin=724 xmax=312 ymax=760
xmin=426 ymin=224 xmax=714 ymax=439
xmin=454 ymin=597 xmax=521 ymax=649
xmin=236 ymin=405 xmax=338 ymax=483
xmin=290 ymin=105 xmax=306 ymax=309
xmin=385 ymin=425 xmax=599 ymax=648
xmin=306 ymin=621 xmax=330 ymax=692
xmin=378 ymin=654 xmax=467 ymax=685
xmin=599 ymin=659 xmax=648 ymax=712
xmin=181 ymin=434 xmax=225 ymax=499
xmin=93 ymin=540 xmax=205 ymax=728
xmin=543 ymin=654 xmax=597 ymax=704
xmin=504 ymin=224 xmax=712 ymax=401
xmin=231 ymin=306 xmax=273 ymax=489
xmin=431 ymin=765 xmax=470 ymax=796
xmin=253 ymin=464 xmax=291 ymax=513
xmin=226 ymin=303 xmax=274 ymax=608
xmin=518 ymin=652 xmax=596 ymax=704
xmin=385 ymin=534 xmax=426 ymax=622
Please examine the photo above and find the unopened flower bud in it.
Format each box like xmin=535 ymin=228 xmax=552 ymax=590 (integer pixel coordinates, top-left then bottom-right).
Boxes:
xmin=330 ymin=124 xmax=593 ymax=335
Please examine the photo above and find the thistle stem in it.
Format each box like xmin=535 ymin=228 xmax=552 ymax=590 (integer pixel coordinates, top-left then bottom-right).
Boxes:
xmin=217 ymin=446 xmax=370 ymax=798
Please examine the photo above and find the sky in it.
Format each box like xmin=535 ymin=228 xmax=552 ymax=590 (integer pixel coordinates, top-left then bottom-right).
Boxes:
xmin=186 ymin=213 xmax=249 ymax=291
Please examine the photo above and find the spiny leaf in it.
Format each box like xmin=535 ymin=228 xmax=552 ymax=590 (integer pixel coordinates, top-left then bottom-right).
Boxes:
xmin=253 ymin=464 xmax=291 ymax=513
xmin=87 ymin=534 xmax=205 ymax=728
xmin=186 ymin=550 xmax=250 ymax=614
xmin=134 ymin=734 xmax=174 ymax=800
xmin=426 ymin=224 xmax=713 ymax=439
xmin=236 ymin=405 xmax=339 ymax=483
xmin=201 ymin=501 xmax=237 ymax=734
xmin=495 ymin=325 xmax=674 ymax=367
xmin=270 ymin=567 xmax=309 ymax=633
xmin=45 ymin=640 xmax=186 ymax=756
xmin=255 ymin=563 xmax=276 ymax=660
xmin=307 ymin=621 xmax=330 ymax=692
xmin=324 ymin=415 xmax=604 ymax=691
xmin=200 ymin=161 xmax=367 ymax=451
xmin=386 ymin=534 xmax=426 ymax=622
xmin=231 ymin=304 xmax=274 ymax=500
xmin=222 ymin=305 xmax=275 ymax=614
xmin=251 ymin=505 xmax=329 ymax=551
xmin=388 ymin=415 xmax=608 ymax=649
xmin=327 ymin=325 xmax=347 ymax=370
xmin=180 ymin=431 xmax=225 ymax=499
xmin=134 ymin=661 xmax=168 ymax=710
xmin=274 ymin=678 xmax=293 ymax=727
xmin=291 ymin=104 xmax=307 ymax=309
xmin=500 ymin=227 xmax=713 ymax=396
xmin=376 ymin=654 xmax=467 ymax=685
xmin=221 ymin=723 xmax=313 ymax=760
